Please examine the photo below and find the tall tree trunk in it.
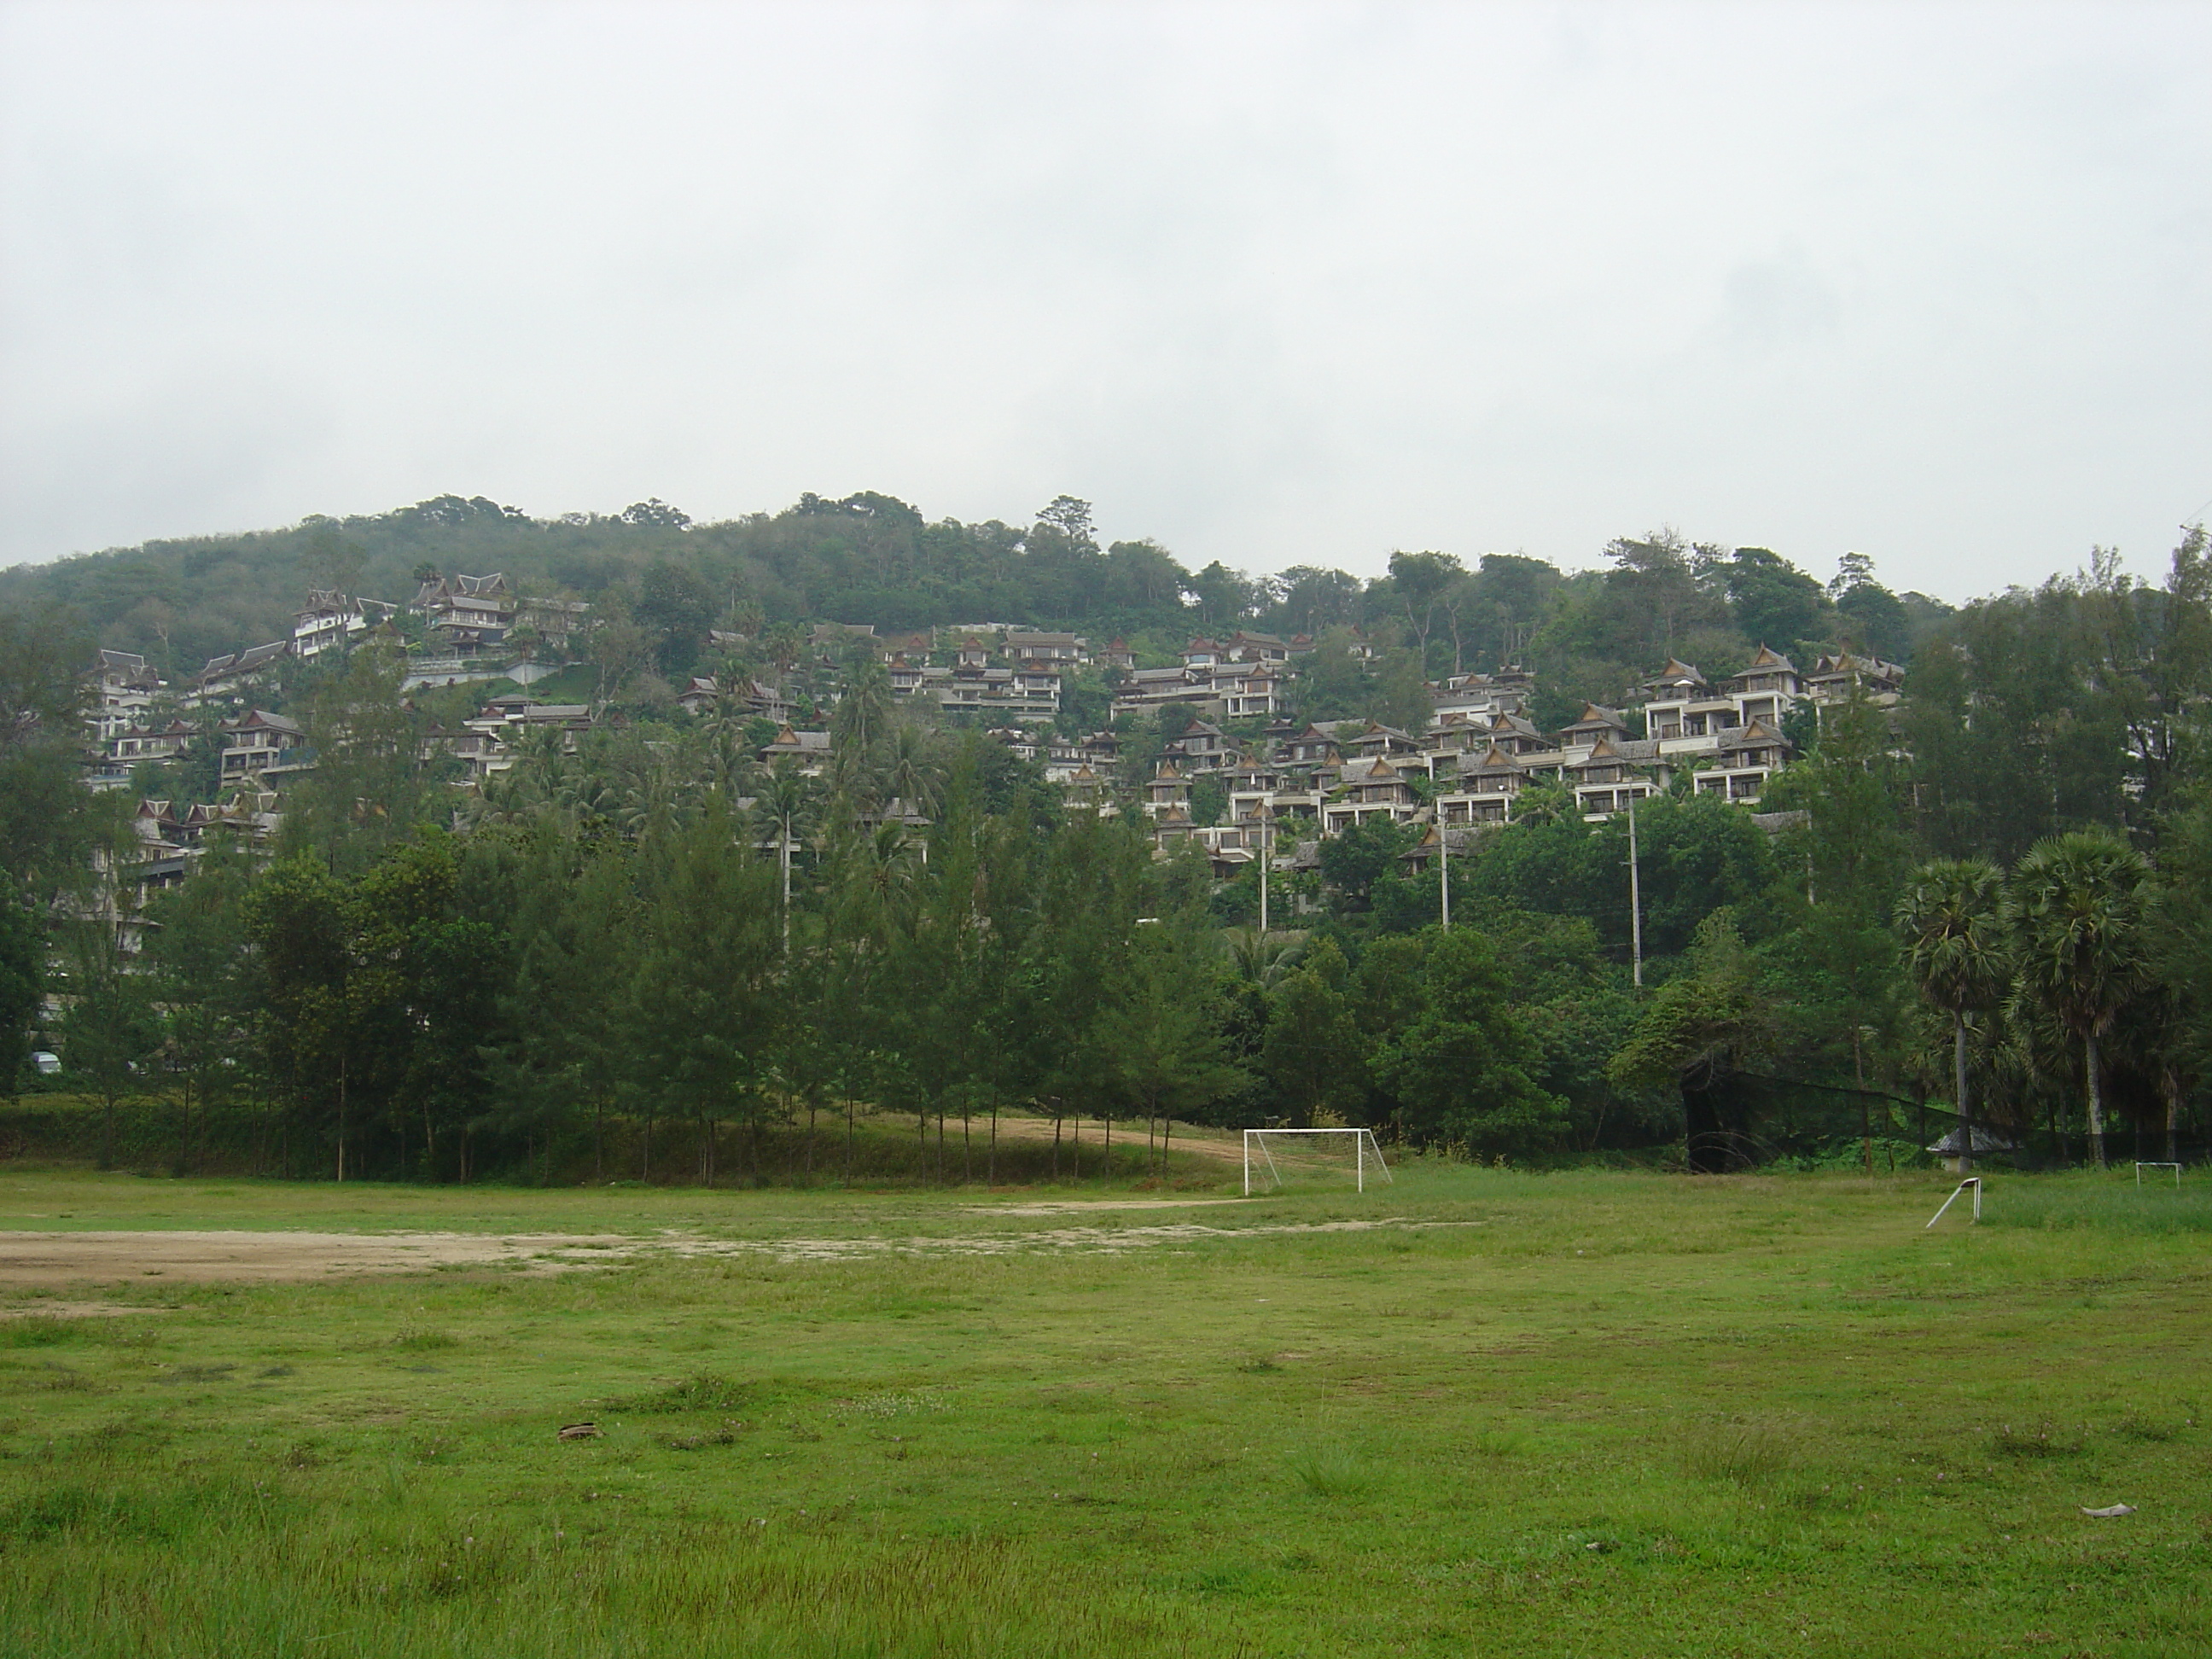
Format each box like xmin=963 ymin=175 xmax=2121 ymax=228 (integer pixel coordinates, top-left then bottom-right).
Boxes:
xmin=844 ymin=1095 xmax=855 ymax=1187
xmin=592 ymin=1097 xmax=602 ymax=1184
xmin=1952 ymin=1012 xmax=1974 ymax=1175
xmin=2167 ymin=1070 xmax=2182 ymax=1166
xmin=1103 ymin=1114 xmax=1111 ymax=1179
xmin=989 ymin=1104 xmax=998 ymax=1186
xmin=100 ymin=1091 xmax=116 ymax=1172
xmin=2085 ymin=1033 xmax=2108 ymax=1170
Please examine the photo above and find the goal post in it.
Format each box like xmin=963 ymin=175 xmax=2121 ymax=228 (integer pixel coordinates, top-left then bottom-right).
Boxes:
xmin=1243 ymin=1127 xmax=1393 ymax=1196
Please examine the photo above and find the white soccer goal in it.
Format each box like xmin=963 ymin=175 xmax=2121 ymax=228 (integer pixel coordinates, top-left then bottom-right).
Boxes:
xmin=1243 ymin=1127 xmax=1393 ymax=1196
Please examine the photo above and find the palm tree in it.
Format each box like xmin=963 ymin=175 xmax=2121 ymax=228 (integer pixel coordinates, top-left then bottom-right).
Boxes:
xmin=2010 ymin=830 xmax=2151 ymax=1169
xmin=882 ymin=725 xmax=944 ymax=823
xmin=752 ymin=761 xmax=813 ymax=952
xmin=1225 ymin=926 xmax=1304 ymax=989
xmin=857 ymin=822 xmax=923 ymax=928
xmin=1895 ymin=858 xmax=2011 ymax=1173
xmin=832 ymin=652 xmax=895 ymax=760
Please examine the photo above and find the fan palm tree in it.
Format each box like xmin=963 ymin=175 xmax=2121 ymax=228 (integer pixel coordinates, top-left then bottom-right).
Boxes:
xmin=2009 ymin=829 xmax=2151 ymax=1169
xmin=1895 ymin=857 xmax=2011 ymax=1173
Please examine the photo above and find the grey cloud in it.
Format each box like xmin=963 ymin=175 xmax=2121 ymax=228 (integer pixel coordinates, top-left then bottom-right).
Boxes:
xmin=2 ymin=0 xmax=2209 ymax=597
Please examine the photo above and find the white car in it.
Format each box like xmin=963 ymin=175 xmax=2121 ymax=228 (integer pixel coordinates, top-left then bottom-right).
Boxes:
xmin=29 ymin=1051 xmax=61 ymax=1076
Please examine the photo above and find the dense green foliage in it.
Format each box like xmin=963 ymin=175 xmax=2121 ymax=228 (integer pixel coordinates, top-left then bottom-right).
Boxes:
xmin=7 ymin=499 xmax=2211 ymax=1176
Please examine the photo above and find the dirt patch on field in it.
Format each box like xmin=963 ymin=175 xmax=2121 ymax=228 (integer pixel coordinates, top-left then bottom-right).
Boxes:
xmin=0 ymin=1214 xmax=1446 ymax=1288
xmin=982 ymin=1199 xmax=1251 ymax=1216
xmin=0 ymin=1230 xmax=628 ymax=1289
xmin=647 ymin=1218 xmax=1417 ymax=1265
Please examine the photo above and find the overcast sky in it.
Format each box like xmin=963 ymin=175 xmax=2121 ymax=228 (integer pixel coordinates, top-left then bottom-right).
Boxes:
xmin=3 ymin=1 xmax=2208 ymax=597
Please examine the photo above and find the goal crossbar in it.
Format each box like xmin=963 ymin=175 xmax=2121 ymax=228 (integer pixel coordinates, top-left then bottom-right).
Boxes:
xmin=1243 ymin=1128 xmax=1393 ymax=1196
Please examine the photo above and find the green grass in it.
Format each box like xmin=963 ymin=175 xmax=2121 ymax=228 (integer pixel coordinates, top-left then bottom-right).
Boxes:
xmin=1985 ymin=1175 xmax=2212 ymax=1233
xmin=1 ymin=1166 xmax=2208 ymax=1656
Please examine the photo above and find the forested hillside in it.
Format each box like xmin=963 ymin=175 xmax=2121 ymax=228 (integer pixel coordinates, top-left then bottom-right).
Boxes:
xmin=4 ymin=496 xmax=2208 ymax=1189
xmin=0 ymin=491 xmax=1951 ymax=703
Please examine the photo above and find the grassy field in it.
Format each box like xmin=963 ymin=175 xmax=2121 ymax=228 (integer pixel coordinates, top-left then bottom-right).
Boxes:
xmin=0 ymin=1163 xmax=2207 ymax=1657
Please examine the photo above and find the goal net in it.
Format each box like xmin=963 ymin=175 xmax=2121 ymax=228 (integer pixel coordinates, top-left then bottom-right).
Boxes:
xmin=1243 ymin=1128 xmax=1393 ymax=1195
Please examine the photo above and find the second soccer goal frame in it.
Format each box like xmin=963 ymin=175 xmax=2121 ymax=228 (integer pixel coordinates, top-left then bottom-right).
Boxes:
xmin=1242 ymin=1127 xmax=1394 ymax=1196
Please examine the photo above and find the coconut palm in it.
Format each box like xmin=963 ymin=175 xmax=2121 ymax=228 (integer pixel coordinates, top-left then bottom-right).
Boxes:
xmin=830 ymin=653 xmax=894 ymax=769
xmin=1224 ymin=926 xmax=1305 ymax=989
xmin=881 ymin=724 xmax=945 ymax=824
xmin=2009 ymin=829 xmax=2151 ymax=1168
xmin=1895 ymin=857 xmax=2011 ymax=1173
xmin=855 ymin=821 xmax=923 ymax=930
xmin=751 ymin=761 xmax=813 ymax=952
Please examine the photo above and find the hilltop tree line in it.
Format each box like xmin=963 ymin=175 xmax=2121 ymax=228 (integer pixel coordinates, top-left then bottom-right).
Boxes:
xmin=0 ymin=490 xmax=1953 ymax=707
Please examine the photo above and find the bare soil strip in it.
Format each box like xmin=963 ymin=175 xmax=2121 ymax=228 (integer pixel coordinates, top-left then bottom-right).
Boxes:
xmin=981 ymin=1199 xmax=1251 ymax=1215
xmin=0 ymin=1230 xmax=626 ymax=1289
xmin=0 ymin=1216 xmax=1438 ymax=1289
xmin=645 ymin=1218 xmax=1413 ymax=1264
